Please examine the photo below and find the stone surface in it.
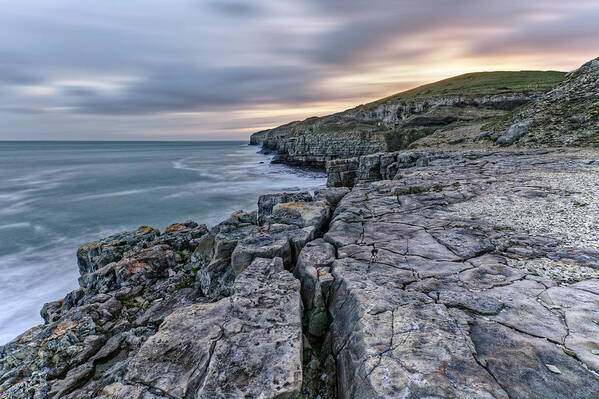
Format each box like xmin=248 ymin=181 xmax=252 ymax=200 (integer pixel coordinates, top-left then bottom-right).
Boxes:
xmin=126 ymin=257 xmax=303 ymax=399
xmin=296 ymin=239 xmax=337 ymax=337
xmin=3 ymin=148 xmax=599 ymax=398
xmin=0 ymin=191 xmax=339 ymax=398
xmin=270 ymin=201 xmax=331 ymax=232
xmin=314 ymin=187 xmax=351 ymax=207
xmin=257 ymin=191 xmax=313 ymax=224
xmin=496 ymin=119 xmax=533 ymax=145
xmin=321 ymin=149 xmax=599 ymax=398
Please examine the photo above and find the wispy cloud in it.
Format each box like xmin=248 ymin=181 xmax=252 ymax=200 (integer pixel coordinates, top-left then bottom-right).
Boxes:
xmin=1 ymin=0 xmax=598 ymax=140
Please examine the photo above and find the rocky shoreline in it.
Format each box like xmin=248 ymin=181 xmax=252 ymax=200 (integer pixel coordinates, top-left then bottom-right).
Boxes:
xmin=2 ymin=147 xmax=599 ymax=398
xmin=2 ymin=56 xmax=598 ymax=398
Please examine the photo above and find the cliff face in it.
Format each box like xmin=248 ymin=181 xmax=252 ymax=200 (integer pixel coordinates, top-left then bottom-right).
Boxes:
xmin=482 ymin=57 xmax=599 ymax=147
xmin=250 ymin=71 xmax=565 ymax=167
xmin=248 ymin=129 xmax=268 ymax=146
xmin=3 ymin=150 xmax=599 ymax=398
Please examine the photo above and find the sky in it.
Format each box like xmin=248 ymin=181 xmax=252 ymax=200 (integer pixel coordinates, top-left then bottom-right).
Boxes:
xmin=1 ymin=0 xmax=598 ymax=141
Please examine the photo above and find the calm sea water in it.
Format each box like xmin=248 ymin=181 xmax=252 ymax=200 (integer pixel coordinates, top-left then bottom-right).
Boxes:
xmin=0 ymin=141 xmax=325 ymax=344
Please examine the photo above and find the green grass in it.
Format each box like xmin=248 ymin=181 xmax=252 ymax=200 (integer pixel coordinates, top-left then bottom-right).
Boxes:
xmin=174 ymin=274 xmax=195 ymax=291
xmin=271 ymin=70 xmax=567 ymax=147
xmin=363 ymin=70 xmax=566 ymax=109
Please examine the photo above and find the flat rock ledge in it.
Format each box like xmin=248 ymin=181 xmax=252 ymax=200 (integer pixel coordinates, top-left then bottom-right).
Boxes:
xmin=2 ymin=149 xmax=599 ymax=398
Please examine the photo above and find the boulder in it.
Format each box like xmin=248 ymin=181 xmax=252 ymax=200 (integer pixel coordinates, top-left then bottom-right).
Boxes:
xmin=126 ymin=257 xmax=302 ymax=398
xmin=496 ymin=119 xmax=533 ymax=145
xmin=257 ymin=192 xmax=313 ymax=224
xmin=270 ymin=201 xmax=331 ymax=231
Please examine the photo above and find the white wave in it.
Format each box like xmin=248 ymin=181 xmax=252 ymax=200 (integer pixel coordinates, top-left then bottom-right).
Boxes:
xmin=6 ymin=168 xmax=79 ymax=191
xmin=0 ymin=224 xmax=132 ymax=345
xmin=0 ymin=198 xmax=38 ymax=216
xmin=0 ymin=222 xmax=31 ymax=230
xmin=66 ymin=188 xmax=166 ymax=202
xmin=172 ymin=157 xmax=203 ymax=172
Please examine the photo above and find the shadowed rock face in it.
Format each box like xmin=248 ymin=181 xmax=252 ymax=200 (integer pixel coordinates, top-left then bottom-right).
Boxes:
xmin=2 ymin=150 xmax=599 ymax=399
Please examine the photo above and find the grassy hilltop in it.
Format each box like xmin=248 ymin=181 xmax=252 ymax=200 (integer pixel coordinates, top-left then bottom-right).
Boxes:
xmin=252 ymin=69 xmax=568 ymax=164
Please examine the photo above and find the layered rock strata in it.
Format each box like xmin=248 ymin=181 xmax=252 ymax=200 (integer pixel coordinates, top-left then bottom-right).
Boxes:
xmin=250 ymin=70 xmax=568 ymax=167
xmin=252 ymin=91 xmax=543 ymax=167
xmin=2 ymin=150 xmax=599 ymax=398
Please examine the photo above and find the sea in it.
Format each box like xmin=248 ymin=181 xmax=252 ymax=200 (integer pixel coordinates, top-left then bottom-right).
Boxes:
xmin=0 ymin=141 xmax=326 ymax=344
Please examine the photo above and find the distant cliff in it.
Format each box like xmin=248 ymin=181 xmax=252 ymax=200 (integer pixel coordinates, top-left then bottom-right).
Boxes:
xmin=250 ymin=70 xmax=565 ymax=167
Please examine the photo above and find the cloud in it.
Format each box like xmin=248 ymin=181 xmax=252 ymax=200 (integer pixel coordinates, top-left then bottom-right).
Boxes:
xmin=208 ymin=1 xmax=261 ymax=16
xmin=0 ymin=0 xmax=598 ymax=139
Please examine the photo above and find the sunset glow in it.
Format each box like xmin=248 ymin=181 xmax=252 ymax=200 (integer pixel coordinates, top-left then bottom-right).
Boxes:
xmin=1 ymin=0 xmax=598 ymax=140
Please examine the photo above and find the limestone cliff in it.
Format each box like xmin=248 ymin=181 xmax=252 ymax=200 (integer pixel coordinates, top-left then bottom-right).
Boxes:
xmin=250 ymin=70 xmax=565 ymax=167
xmin=4 ymin=59 xmax=599 ymax=399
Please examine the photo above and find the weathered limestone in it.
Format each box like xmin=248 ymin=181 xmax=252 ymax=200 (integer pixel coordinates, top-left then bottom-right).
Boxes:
xmin=295 ymin=239 xmax=337 ymax=337
xmin=257 ymin=192 xmax=313 ymax=224
xmin=0 ymin=192 xmax=340 ymax=399
xmin=488 ymin=56 xmax=599 ymax=147
xmin=76 ymin=226 xmax=161 ymax=276
xmin=123 ymin=257 xmax=303 ymax=399
xmin=314 ymin=187 xmax=351 ymax=207
xmin=270 ymin=201 xmax=331 ymax=232
xmin=326 ymin=150 xmax=434 ymax=187
xmin=3 ymin=148 xmax=599 ymax=399
xmin=495 ymin=119 xmax=533 ymax=145
xmin=321 ymin=150 xmax=599 ymax=398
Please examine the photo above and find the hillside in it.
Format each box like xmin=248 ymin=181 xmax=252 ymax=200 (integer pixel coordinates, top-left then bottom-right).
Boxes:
xmin=250 ymin=70 xmax=566 ymax=166
xmin=483 ymin=57 xmax=599 ymax=147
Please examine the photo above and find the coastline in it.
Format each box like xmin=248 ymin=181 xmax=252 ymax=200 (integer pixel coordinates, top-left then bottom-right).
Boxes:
xmin=2 ymin=56 xmax=598 ymax=398
xmin=2 ymin=146 xmax=599 ymax=398
xmin=0 ymin=142 xmax=325 ymax=346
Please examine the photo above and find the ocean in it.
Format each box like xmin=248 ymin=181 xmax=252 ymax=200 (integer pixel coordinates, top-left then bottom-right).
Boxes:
xmin=0 ymin=141 xmax=325 ymax=344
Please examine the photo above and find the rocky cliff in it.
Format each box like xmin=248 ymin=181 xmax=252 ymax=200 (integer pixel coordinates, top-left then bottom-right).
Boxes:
xmin=250 ymin=71 xmax=565 ymax=167
xmin=481 ymin=57 xmax=599 ymax=147
xmin=3 ymin=149 xmax=599 ymax=398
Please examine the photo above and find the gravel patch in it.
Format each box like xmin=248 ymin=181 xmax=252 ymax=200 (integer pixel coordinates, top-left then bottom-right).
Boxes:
xmin=451 ymin=167 xmax=599 ymax=249
xmin=508 ymin=258 xmax=599 ymax=283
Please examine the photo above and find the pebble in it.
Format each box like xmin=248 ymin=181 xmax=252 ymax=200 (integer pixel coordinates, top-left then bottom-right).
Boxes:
xmin=546 ymin=364 xmax=562 ymax=374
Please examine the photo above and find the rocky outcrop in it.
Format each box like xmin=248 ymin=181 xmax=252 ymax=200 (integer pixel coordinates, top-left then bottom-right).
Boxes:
xmin=122 ymin=256 xmax=302 ymax=399
xmin=0 ymin=192 xmax=343 ymax=399
xmin=248 ymin=129 xmax=268 ymax=146
xmin=321 ymin=149 xmax=599 ymax=398
xmin=326 ymin=150 xmax=434 ymax=187
xmin=484 ymin=57 xmax=599 ymax=147
xmin=3 ymin=149 xmax=599 ymax=398
xmin=250 ymin=71 xmax=565 ymax=167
